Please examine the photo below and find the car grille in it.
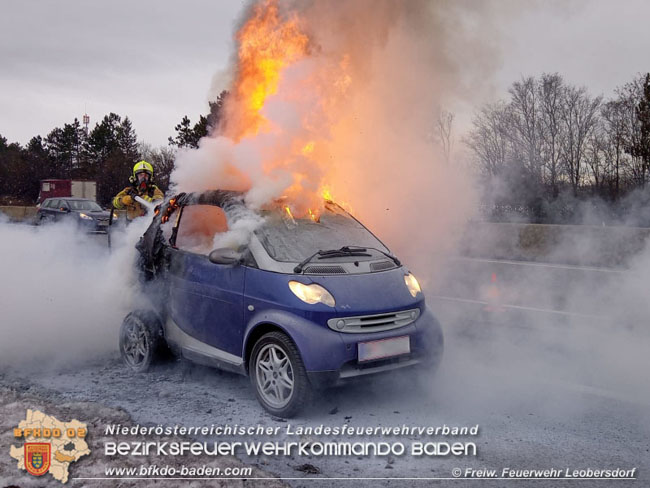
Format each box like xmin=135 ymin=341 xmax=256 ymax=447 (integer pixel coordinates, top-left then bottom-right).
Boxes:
xmin=370 ymin=260 xmax=396 ymax=271
xmin=327 ymin=308 xmax=420 ymax=333
xmin=303 ymin=265 xmax=347 ymax=274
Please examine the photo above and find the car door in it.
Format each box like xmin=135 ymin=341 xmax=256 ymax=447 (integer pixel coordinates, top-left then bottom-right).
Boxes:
xmin=167 ymin=204 xmax=246 ymax=357
xmin=56 ymin=200 xmax=71 ymax=221
xmin=41 ymin=199 xmax=59 ymax=221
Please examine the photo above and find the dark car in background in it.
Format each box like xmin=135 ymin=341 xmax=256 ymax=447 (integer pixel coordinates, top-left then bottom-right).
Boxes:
xmin=36 ymin=197 xmax=112 ymax=232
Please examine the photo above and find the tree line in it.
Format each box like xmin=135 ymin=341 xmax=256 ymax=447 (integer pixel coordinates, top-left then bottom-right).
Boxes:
xmin=2 ymin=78 xmax=649 ymax=224
xmin=465 ymin=73 xmax=650 ymax=224
xmin=0 ymin=91 xmax=227 ymax=207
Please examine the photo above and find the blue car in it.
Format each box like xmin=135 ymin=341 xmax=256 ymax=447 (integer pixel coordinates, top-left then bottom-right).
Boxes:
xmin=120 ymin=190 xmax=443 ymax=417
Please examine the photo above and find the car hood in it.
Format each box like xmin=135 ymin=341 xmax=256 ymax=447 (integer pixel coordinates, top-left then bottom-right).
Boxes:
xmin=306 ymin=266 xmax=423 ymax=314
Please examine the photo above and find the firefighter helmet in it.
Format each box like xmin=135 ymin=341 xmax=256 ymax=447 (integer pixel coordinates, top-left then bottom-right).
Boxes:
xmin=133 ymin=160 xmax=154 ymax=179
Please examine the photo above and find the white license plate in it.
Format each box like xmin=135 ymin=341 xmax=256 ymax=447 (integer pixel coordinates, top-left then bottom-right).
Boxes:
xmin=358 ymin=336 xmax=410 ymax=362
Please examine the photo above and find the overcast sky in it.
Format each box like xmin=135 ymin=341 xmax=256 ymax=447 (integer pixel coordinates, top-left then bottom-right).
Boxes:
xmin=1 ymin=0 xmax=648 ymax=147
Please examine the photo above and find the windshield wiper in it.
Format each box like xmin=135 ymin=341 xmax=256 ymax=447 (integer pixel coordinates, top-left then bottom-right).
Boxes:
xmin=293 ymin=246 xmax=371 ymax=273
xmin=334 ymin=245 xmax=401 ymax=267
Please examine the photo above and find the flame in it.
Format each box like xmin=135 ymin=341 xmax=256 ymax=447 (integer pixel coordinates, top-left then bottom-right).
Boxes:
xmin=307 ymin=208 xmax=320 ymax=223
xmin=222 ymin=0 xmax=356 ymax=223
xmin=321 ymin=186 xmax=333 ymax=201
xmin=301 ymin=141 xmax=315 ymax=155
xmin=226 ymin=0 xmax=309 ymax=141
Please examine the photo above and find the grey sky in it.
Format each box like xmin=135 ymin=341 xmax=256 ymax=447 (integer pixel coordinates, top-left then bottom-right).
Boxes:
xmin=0 ymin=0 xmax=648 ymax=147
xmin=0 ymin=0 xmax=243 ymax=146
xmin=493 ymin=0 xmax=650 ymax=97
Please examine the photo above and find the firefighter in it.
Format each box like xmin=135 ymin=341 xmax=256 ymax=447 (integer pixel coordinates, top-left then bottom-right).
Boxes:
xmin=112 ymin=161 xmax=164 ymax=220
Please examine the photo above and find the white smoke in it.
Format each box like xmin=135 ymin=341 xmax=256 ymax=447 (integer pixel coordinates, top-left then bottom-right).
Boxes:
xmin=0 ymin=218 xmax=150 ymax=369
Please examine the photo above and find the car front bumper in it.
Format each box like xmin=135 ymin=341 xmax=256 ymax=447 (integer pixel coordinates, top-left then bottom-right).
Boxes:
xmin=301 ymin=307 xmax=444 ymax=389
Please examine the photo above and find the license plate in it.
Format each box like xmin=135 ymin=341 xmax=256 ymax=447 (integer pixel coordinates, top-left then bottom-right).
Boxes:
xmin=358 ymin=336 xmax=410 ymax=362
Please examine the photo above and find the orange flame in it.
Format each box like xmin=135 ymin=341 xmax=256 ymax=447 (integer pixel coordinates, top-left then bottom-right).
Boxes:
xmin=225 ymin=0 xmax=309 ymax=140
xmin=307 ymin=208 xmax=320 ymax=223
xmin=223 ymin=0 xmax=355 ymax=223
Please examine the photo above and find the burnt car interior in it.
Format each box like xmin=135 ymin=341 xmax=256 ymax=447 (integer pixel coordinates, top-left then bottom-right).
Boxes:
xmin=174 ymin=205 xmax=229 ymax=253
xmin=136 ymin=191 xmax=251 ymax=280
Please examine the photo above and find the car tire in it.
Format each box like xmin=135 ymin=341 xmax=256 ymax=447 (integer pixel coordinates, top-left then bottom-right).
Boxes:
xmin=249 ymin=331 xmax=311 ymax=418
xmin=119 ymin=310 xmax=166 ymax=373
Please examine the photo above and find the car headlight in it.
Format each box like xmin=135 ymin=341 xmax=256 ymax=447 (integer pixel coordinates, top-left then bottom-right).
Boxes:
xmin=404 ymin=272 xmax=421 ymax=298
xmin=288 ymin=281 xmax=336 ymax=307
xmin=79 ymin=213 xmax=93 ymax=220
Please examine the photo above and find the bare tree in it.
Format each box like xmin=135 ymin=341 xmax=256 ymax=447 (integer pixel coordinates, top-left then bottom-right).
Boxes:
xmin=601 ymin=99 xmax=627 ymax=196
xmin=465 ymin=71 xmax=650 ymax=218
xmin=508 ymin=77 xmax=543 ymax=181
xmin=434 ymin=109 xmax=454 ymax=164
xmin=465 ymin=102 xmax=511 ymax=177
xmin=617 ymin=75 xmax=649 ymax=185
xmin=559 ymin=86 xmax=602 ymax=195
xmin=538 ymin=73 xmax=565 ymax=197
xmin=585 ymin=122 xmax=612 ymax=194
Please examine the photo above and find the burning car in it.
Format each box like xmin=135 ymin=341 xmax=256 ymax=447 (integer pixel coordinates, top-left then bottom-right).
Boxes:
xmin=120 ymin=190 xmax=443 ymax=417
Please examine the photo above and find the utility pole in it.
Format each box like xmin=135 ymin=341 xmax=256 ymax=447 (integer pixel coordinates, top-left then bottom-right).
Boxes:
xmin=83 ymin=113 xmax=90 ymax=136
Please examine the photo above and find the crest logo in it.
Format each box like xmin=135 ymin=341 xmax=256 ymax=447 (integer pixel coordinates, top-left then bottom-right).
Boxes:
xmin=11 ymin=409 xmax=90 ymax=483
xmin=25 ymin=443 xmax=51 ymax=476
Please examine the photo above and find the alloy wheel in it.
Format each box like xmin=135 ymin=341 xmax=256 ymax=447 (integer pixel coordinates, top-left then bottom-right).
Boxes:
xmin=255 ymin=343 xmax=294 ymax=408
xmin=121 ymin=319 xmax=150 ymax=368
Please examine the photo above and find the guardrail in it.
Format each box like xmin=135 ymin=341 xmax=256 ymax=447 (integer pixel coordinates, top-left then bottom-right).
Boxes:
xmin=460 ymin=221 xmax=650 ymax=268
xmin=0 ymin=206 xmax=38 ymax=222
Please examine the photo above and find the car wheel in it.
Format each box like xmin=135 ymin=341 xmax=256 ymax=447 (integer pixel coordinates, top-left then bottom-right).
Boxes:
xmin=119 ymin=311 xmax=164 ymax=373
xmin=250 ymin=331 xmax=311 ymax=418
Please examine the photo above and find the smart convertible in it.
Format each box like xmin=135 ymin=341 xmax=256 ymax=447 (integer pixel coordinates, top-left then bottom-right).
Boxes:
xmin=119 ymin=190 xmax=443 ymax=417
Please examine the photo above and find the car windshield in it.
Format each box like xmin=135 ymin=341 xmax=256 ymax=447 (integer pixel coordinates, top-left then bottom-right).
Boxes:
xmin=255 ymin=203 xmax=389 ymax=262
xmin=67 ymin=200 xmax=103 ymax=211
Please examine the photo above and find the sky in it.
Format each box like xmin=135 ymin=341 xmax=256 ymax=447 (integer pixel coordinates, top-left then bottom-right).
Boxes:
xmin=0 ymin=0 xmax=648 ymax=147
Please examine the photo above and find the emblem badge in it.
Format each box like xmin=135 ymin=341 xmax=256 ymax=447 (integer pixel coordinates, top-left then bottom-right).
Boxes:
xmin=24 ymin=443 xmax=51 ymax=476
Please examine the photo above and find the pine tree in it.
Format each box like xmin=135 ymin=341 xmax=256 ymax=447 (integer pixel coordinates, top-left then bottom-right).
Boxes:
xmin=86 ymin=113 xmax=139 ymax=205
xmin=43 ymin=120 xmax=85 ymax=179
xmin=168 ymin=90 xmax=229 ymax=148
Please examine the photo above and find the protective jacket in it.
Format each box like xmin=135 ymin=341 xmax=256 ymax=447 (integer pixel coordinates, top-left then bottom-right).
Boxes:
xmin=112 ymin=185 xmax=164 ymax=220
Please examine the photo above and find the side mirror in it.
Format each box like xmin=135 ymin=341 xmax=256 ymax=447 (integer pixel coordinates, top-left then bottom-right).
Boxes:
xmin=60 ymin=207 xmax=69 ymax=212
xmin=208 ymin=248 xmax=242 ymax=266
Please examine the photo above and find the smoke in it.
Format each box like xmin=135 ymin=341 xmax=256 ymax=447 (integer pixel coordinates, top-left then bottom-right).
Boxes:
xmin=170 ymin=0 xmax=511 ymax=268
xmin=0 ymin=219 xmax=150 ymax=370
xmin=170 ymin=0 xmax=650 ymax=420
xmin=425 ymin=202 xmax=650 ymax=423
